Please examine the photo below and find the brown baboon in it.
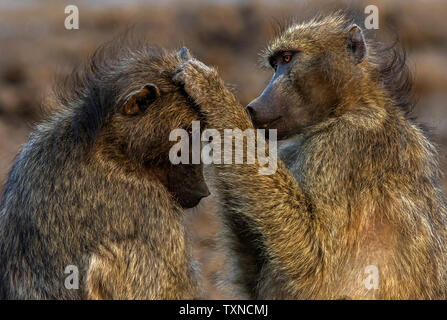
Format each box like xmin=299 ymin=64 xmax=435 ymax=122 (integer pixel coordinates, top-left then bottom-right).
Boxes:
xmin=174 ymin=13 xmax=447 ymax=299
xmin=0 ymin=40 xmax=209 ymax=299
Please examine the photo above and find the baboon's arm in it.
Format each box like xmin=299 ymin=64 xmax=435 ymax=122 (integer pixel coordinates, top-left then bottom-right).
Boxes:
xmin=87 ymin=240 xmax=196 ymax=300
xmin=174 ymin=60 xmax=320 ymax=296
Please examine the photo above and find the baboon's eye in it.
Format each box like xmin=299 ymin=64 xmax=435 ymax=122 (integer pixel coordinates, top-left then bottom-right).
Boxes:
xmin=271 ymin=51 xmax=294 ymax=71
xmin=281 ymin=53 xmax=293 ymax=63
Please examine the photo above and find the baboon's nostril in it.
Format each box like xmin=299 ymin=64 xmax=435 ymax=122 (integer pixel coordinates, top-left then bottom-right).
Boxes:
xmin=245 ymin=105 xmax=256 ymax=122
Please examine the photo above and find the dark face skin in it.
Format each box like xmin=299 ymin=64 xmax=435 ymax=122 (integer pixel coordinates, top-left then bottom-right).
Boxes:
xmin=157 ymin=120 xmax=210 ymax=209
xmin=246 ymin=51 xmax=311 ymax=140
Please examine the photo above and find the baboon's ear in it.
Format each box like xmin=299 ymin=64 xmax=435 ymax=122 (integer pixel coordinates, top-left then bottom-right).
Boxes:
xmin=179 ymin=46 xmax=192 ymax=61
xmin=347 ymin=24 xmax=366 ymax=63
xmin=123 ymin=83 xmax=160 ymax=116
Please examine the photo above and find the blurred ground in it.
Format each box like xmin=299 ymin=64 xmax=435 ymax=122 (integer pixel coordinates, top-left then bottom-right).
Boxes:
xmin=0 ymin=0 xmax=446 ymax=299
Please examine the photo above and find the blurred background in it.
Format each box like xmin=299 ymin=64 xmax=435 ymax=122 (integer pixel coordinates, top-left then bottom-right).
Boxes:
xmin=0 ymin=0 xmax=446 ymax=298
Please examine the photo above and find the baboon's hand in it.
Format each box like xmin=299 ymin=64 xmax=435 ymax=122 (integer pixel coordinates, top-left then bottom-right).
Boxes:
xmin=173 ymin=59 xmax=227 ymax=112
xmin=173 ymin=48 xmax=251 ymax=130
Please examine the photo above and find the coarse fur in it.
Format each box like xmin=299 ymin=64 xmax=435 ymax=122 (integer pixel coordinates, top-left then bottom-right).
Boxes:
xmin=174 ymin=13 xmax=447 ymax=299
xmin=0 ymin=38 xmax=207 ymax=299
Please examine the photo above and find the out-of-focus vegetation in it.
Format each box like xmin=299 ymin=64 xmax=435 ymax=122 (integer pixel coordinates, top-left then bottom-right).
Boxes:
xmin=0 ymin=0 xmax=446 ymax=299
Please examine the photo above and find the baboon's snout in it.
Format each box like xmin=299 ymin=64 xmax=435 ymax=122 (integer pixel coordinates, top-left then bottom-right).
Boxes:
xmin=183 ymin=182 xmax=210 ymax=209
xmin=245 ymin=95 xmax=279 ymax=129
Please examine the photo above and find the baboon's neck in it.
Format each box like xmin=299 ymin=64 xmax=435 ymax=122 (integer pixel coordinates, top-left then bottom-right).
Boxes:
xmin=336 ymin=70 xmax=389 ymax=115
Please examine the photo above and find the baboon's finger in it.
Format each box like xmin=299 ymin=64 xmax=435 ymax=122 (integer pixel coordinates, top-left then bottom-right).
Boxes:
xmin=172 ymin=67 xmax=186 ymax=86
xmin=179 ymin=46 xmax=192 ymax=61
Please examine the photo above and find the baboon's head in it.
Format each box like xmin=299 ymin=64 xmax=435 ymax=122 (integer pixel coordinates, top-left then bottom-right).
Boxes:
xmin=112 ymin=47 xmax=210 ymax=209
xmin=246 ymin=13 xmax=369 ymax=140
xmin=63 ymin=42 xmax=209 ymax=208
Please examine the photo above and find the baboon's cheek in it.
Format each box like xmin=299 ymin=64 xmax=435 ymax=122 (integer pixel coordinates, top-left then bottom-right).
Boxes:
xmin=284 ymin=107 xmax=311 ymax=135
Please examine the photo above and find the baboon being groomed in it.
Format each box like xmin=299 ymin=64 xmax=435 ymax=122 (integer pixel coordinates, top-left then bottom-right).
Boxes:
xmin=173 ymin=13 xmax=447 ymax=299
xmin=0 ymin=39 xmax=209 ymax=299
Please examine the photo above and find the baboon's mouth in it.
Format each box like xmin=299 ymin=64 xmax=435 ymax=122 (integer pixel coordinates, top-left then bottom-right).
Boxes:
xmin=259 ymin=116 xmax=282 ymax=129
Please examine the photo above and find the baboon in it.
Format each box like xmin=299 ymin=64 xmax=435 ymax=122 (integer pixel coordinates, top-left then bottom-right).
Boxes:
xmin=0 ymin=40 xmax=209 ymax=299
xmin=174 ymin=13 xmax=447 ymax=299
